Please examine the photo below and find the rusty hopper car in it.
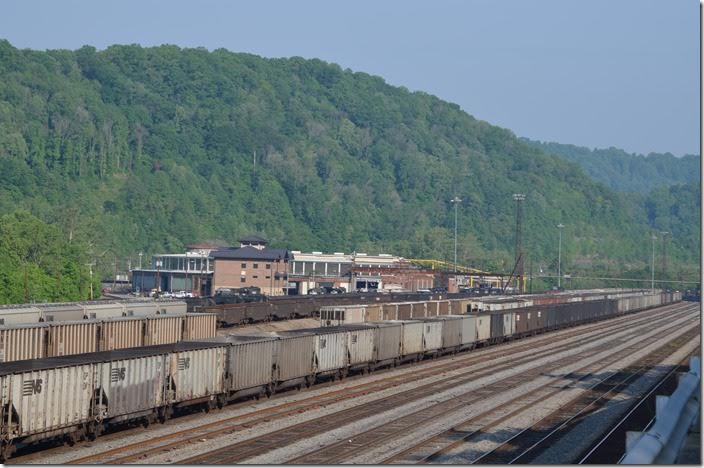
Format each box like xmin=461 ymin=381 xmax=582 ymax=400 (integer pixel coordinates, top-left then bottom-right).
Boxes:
xmin=420 ymin=320 xmax=443 ymax=357
xmin=380 ymin=320 xmax=424 ymax=363
xmin=344 ymin=325 xmax=377 ymax=372
xmin=144 ymin=315 xmax=184 ymax=346
xmin=98 ymin=317 xmax=144 ymax=351
xmin=303 ymin=327 xmax=350 ymax=380
xmin=442 ymin=315 xmax=476 ymax=351
xmin=166 ymin=342 xmax=227 ymax=407
xmin=208 ymin=335 xmax=278 ymax=401
xmin=38 ymin=304 xmax=86 ymax=322
xmin=47 ymin=321 xmax=99 ymax=357
xmin=94 ymin=349 xmax=167 ymax=425
xmin=366 ymin=321 xmax=403 ymax=368
xmin=0 ymin=306 xmax=42 ymax=326
xmin=270 ymin=330 xmax=317 ymax=390
xmin=183 ymin=313 xmax=217 ymax=341
xmin=0 ymin=290 xmax=680 ymax=461
xmin=421 ymin=316 xmax=463 ymax=354
xmin=0 ymin=323 xmax=48 ymax=363
xmin=82 ymin=303 xmax=126 ymax=320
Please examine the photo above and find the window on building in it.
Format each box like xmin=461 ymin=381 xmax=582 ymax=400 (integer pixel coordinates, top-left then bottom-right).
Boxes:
xmin=241 ymin=263 xmax=246 ymax=268
xmin=253 ymin=263 xmax=259 ymax=269
xmin=253 ymin=275 xmax=258 ymax=279
xmin=265 ymin=276 xmax=270 ymax=279
xmin=240 ymin=276 xmax=246 ymax=283
xmin=266 ymin=264 xmax=271 ymax=269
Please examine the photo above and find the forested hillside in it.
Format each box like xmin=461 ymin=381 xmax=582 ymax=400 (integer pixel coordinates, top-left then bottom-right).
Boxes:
xmin=0 ymin=40 xmax=698 ymax=296
xmin=522 ymin=139 xmax=699 ymax=194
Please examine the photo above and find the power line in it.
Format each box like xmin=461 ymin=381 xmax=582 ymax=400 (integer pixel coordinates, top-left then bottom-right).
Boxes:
xmin=535 ymin=274 xmax=698 ymax=285
xmin=450 ymin=196 xmax=462 ymax=272
xmin=513 ymin=194 xmax=526 ymax=292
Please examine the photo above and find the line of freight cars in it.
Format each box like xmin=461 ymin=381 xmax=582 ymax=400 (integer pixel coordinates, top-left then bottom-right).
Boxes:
xmin=190 ymin=291 xmax=448 ymax=326
xmin=319 ymin=290 xmax=674 ymax=326
xmin=0 ymin=291 xmax=680 ymax=460
xmin=203 ymin=288 xmax=654 ymax=327
xmin=0 ymin=300 xmax=187 ymax=325
xmin=0 ymin=313 xmax=217 ymax=363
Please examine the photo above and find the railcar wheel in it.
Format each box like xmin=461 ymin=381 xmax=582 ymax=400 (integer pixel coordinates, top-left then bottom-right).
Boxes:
xmin=158 ymin=406 xmax=172 ymax=424
xmin=265 ymin=384 xmax=275 ymax=398
xmin=216 ymin=394 xmax=227 ymax=409
xmin=305 ymin=375 xmax=315 ymax=388
xmin=0 ymin=442 xmax=15 ymax=462
xmin=87 ymin=421 xmax=103 ymax=441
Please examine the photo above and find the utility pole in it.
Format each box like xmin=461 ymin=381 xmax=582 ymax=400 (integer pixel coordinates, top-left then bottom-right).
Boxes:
xmin=86 ymin=262 xmax=95 ymax=300
xmin=651 ymin=234 xmax=657 ymax=289
xmin=450 ymin=196 xmax=462 ymax=272
xmin=557 ymin=223 xmax=564 ymax=289
xmin=660 ymin=231 xmax=669 ymax=280
xmin=155 ymin=259 xmax=162 ymax=294
xmin=113 ymin=255 xmax=117 ymax=290
xmin=513 ymin=194 xmax=526 ymax=293
xmin=23 ymin=262 xmax=29 ymax=302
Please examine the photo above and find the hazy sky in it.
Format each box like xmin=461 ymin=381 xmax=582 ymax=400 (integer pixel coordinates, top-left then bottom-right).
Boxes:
xmin=1 ymin=0 xmax=699 ymax=156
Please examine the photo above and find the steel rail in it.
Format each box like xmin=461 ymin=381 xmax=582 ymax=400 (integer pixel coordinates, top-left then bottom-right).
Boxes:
xmin=297 ymin=318 xmax=697 ymax=465
xmin=378 ymin=310 xmax=698 ymax=465
xmin=472 ymin=326 xmax=699 ymax=464
xmin=183 ymin=306 xmax=694 ymax=464
xmin=578 ymin=347 xmax=700 ymax=464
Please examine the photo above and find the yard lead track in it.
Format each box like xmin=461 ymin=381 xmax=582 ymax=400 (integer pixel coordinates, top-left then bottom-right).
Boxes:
xmin=577 ymin=345 xmax=701 ymax=464
xmin=467 ymin=326 xmax=699 ymax=464
xmin=28 ymin=301 xmax=686 ymax=465
xmin=64 ymin=308 xmax=661 ymax=464
xmin=290 ymin=308 xmax=699 ymax=464
xmin=382 ymin=305 xmax=699 ymax=464
xmin=179 ymin=304 xmax=694 ymax=465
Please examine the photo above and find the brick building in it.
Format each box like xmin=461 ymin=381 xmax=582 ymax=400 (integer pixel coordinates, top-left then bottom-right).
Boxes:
xmin=288 ymin=251 xmax=436 ymax=294
xmin=211 ymin=236 xmax=291 ymax=296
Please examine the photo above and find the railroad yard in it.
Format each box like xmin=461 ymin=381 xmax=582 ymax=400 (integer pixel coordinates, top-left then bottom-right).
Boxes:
xmin=10 ymin=300 xmax=698 ymax=465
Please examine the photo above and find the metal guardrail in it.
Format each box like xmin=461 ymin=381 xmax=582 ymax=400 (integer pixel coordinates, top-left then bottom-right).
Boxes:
xmin=620 ymin=356 xmax=700 ymax=464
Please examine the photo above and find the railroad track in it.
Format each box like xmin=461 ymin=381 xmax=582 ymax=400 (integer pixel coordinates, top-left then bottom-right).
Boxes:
xmin=17 ymin=302 xmax=688 ymax=464
xmin=380 ymin=306 xmax=699 ymax=464
xmin=178 ymin=304 xmax=696 ymax=464
xmin=290 ymin=308 xmax=699 ymax=464
xmin=467 ymin=327 xmax=699 ymax=464
xmin=577 ymin=345 xmax=701 ymax=464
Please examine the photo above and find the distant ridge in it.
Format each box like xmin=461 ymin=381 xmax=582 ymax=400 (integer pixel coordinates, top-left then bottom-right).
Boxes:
xmin=0 ymin=40 xmax=698 ymax=277
xmin=521 ymin=138 xmax=699 ymax=194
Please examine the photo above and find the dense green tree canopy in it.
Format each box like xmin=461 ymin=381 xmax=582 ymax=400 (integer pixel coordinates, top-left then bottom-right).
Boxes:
xmin=522 ymin=139 xmax=699 ymax=194
xmin=0 ymin=211 xmax=98 ymax=303
xmin=0 ymin=40 xmax=699 ymax=293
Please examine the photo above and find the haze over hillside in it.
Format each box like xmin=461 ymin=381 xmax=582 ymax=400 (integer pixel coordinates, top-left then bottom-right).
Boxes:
xmin=522 ymin=138 xmax=699 ymax=194
xmin=0 ymin=40 xmax=698 ymax=300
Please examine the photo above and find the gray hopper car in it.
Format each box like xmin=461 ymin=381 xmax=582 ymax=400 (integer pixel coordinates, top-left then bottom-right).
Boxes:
xmin=0 ymin=300 xmax=188 ymax=324
xmin=0 ymin=290 xmax=680 ymax=461
xmin=0 ymin=313 xmax=217 ymax=362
